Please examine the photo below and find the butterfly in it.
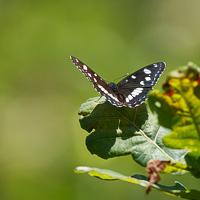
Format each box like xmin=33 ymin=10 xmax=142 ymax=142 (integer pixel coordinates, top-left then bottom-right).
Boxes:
xmin=70 ymin=56 xmax=166 ymax=108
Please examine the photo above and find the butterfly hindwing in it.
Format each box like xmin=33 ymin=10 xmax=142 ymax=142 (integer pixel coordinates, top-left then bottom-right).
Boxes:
xmin=118 ymin=86 xmax=153 ymax=107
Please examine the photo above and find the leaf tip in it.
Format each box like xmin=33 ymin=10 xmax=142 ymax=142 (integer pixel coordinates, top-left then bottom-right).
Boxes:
xmin=75 ymin=166 xmax=91 ymax=173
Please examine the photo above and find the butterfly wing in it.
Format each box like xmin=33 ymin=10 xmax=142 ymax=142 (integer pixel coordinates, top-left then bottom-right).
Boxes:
xmin=116 ymin=86 xmax=153 ymax=107
xmin=117 ymin=62 xmax=166 ymax=107
xmin=118 ymin=62 xmax=166 ymax=87
xmin=70 ymin=56 xmax=123 ymax=107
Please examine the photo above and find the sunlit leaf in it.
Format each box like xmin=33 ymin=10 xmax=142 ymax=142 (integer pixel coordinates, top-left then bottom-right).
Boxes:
xmin=78 ymin=97 xmax=188 ymax=167
xmin=75 ymin=166 xmax=200 ymax=200
xmin=163 ymin=161 xmax=190 ymax=174
xmin=148 ymin=63 xmax=200 ymax=177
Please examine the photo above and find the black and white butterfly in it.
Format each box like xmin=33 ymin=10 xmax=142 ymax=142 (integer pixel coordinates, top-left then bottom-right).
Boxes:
xmin=70 ymin=56 xmax=166 ymax=108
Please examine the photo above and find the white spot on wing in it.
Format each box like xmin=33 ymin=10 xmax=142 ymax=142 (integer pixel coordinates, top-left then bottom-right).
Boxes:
xmin=145 ymin=77 xmax=151 ymax=81
xmin=126 ymin=97 xmax=130 ymax=102
xmin=140 ymin=81 xmax=144 ymax=85
xmin=88 ymin=73 xmax=92 ymax=77
xmin=134 ymin=88 xmax=143 ymax=93
xmin=113 ymin=96 xmax=119 ymax=102
xmin=83 ymin=65 xmax=87 ymax=70
xmin=131 ymin=93 xmax=137 ymax=97
xmin=144 ymin=68 xmax=151 ymax=74
xmin=98 ymin=85 xmax=105 ymax=92
xmin=108 ymin=93 xmax=113 ymax=97
xmin=131 ymin=88 xmax=143 ymax=97
xmin=131 ymin=75 xmax=136 ymax=79
xmin=128 ymin=95 xmax=133 ymax=100
xmin=153 ymin=63 xmax=158 ymax=67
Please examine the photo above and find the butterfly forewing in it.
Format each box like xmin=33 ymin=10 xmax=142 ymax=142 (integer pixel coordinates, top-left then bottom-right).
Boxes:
xmin=70 ymin=56 xmax=123 ymax=107
xmin=118 ymin=62 xmax=166 ymax=88
xmin=116 ymin=62 xmax=165 ymax=107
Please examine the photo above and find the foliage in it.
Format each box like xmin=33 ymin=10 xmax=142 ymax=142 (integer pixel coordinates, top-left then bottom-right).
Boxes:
xmin=75 ymin=62 xmax=200 ymax=199
xmin=75 ymin=166 xmax=200 ymax=200
xmin=148 ymin=62 xmax=200 ymax=177
xmin=79 ymin=97 xmax=188 ymax=167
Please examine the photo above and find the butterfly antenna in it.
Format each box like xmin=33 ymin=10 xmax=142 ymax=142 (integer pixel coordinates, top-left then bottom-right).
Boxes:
xmin=113 ymin=73 xmax=129 ymax=82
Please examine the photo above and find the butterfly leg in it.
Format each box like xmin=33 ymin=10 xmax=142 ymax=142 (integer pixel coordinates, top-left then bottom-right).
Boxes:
xmin=95 ymin=96 xmax=102 ymax=102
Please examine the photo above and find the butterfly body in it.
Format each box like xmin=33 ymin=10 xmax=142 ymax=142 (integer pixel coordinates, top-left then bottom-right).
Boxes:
xmin=108 ymin=82 xmax=118 ymax=92
xmin=70 ymin=56 xmax=166 ymax=108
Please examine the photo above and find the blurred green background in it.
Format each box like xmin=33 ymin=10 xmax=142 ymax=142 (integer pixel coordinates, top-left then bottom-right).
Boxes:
xmin=1 ymin=0 xmax=200 ymax=199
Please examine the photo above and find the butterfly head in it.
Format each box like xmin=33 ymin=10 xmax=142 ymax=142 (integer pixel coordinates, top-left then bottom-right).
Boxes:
xmin=108 ymin=82 xmax=118 ymax=92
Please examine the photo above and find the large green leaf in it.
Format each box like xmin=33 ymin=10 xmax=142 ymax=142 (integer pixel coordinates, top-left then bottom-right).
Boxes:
xmin=148 ymin=62 xmax=200 ymax=177
xmin=78 ymin=97 xmax=188 ymax=167
xmin=75 ymin=166 xmax=200 ymax=200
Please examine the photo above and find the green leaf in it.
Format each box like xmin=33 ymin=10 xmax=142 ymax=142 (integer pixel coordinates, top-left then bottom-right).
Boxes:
xmin=165 ymin=61 xmax=200 ymax=81
xmin=79 ymin=97 xmax=148 ymax=134
xmin=78 ymin=97 xmax=188 ymax=167
xmin=75 ymin=166 xmax=200 ymax=200
xmin=131 ymin=125 xmax=188 ymax=167
xmin=163 ymin=161 xmax=191 ymax=175
xmin=148 ymin=63 xmax=200 ymax=177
